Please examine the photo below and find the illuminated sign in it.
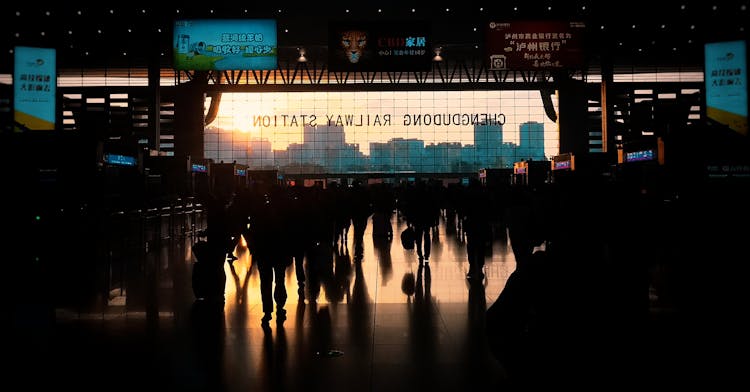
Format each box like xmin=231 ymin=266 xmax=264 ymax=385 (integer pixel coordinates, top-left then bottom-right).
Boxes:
xmin=624 ymin=149 xmax=655 ymax=163
xmin=14 ymin=46 xmax=56 ymax=131
xmin=552 ymin=153 xmax=574 ymax=170
xmin=104 ymin=153 xmax=137 ymax=167
xmin=235 ymin=168 xmax=247 ymax=176
xmin=705 ymin=40 xmax=748 ymax=136
xmin=173 ymin=19 xmax=277 ymax=70
xmin=486 ymin=21 xmax=585 ymax=70
xmin=191 ymin=164 xmax=207 ymax=173
xmin=328 ymin=21 xmax=432 ymax=71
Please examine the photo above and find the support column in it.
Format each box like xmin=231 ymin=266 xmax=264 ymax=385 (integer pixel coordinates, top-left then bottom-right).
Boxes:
xmin=556 ymin=75 xmax=589 ymax=156
xmin=148 ymin=54 xmax=161 ymax=154
xmin=174 ymin=71 xmax=208 ymax=160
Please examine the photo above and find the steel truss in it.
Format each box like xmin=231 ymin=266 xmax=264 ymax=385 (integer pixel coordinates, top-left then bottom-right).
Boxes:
xmin=176 ymin=59 xmax=587 ymax=92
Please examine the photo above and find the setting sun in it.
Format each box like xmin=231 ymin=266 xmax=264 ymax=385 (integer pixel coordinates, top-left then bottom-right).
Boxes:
xmin=232 ymin=112 xmax=259 ymax=134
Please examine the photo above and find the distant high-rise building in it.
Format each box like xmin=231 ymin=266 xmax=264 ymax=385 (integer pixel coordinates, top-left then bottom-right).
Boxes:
xmin=248 ymin=138 xmax=274 ymax=168
xmin=392 ymin=138 xmax=424 ymax=171
xmin=369 ymin=138 xmax=424 ymax=171
xmin=474 ymin=121 xmax=503 ymax=168
xmin=424 ymin=142 xmax=462 ymax=172
xmin=303 ymin=124 xmax=345 ymax=147
xmin=519 ymin=121 xmax=546 ymax=160
xmin=369 ymin=142 xmax=393 ymax=171
xmin=301 ymin=124 xmax=347 ymax=169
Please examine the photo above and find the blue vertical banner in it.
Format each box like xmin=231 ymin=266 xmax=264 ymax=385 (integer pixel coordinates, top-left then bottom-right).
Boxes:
xmin=14 ymin=46 xmax=57 ymax=131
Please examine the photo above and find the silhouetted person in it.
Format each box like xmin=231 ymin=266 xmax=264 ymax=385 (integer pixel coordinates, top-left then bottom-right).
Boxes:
xmin=371 ymin=183 xmax=395 ymax=239
xmin=485 ymin=250 xmax=549 ymax=388
xmin=248 ymin=186 xmax=292 ymax=325
xmin=349 ymin=180 xmax=372 ymax=245
xmin=462 ymin=179 xmax=492 ymax=279
xmin=331 ymin=181 xmax=352 ymax=248
xmin=191 ymin=238 xmax=227 ymax=303
xmin=403 ymin=180 xmax=439 ymax=263
xmin=304 ymin=186 xmax=336 ymax=305
xmin=202 ymin=190 xmax=239 ymax=263
xmin=285 ymin=185 xmax=308 ymax=299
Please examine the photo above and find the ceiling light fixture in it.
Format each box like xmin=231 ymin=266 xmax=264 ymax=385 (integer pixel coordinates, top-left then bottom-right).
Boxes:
xmin=433 ymin=47 xmax=443 ymax=62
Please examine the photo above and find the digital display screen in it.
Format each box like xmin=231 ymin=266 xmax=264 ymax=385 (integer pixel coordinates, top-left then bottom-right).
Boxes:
xmin=173 ymin=19 xmax=277 ymax=71
xmin=235 ymin=168 xmax=247 ymax=176
xmin=191 ymin=164 xmax=207 ymax=173
xmin=513 ymin=161 xmax=528 ymax=174
xmin=553 ymin=160 xmax=571 ymax=170
xmin=705 ymin=40 xmax=748 ymax=136
xmin=624 ymin=149 xmax=655 ymax=162
xmin=104 ymin=153 xmax=137 ymax=167
xmin=14 ymin=46 xmax=56 ymax=131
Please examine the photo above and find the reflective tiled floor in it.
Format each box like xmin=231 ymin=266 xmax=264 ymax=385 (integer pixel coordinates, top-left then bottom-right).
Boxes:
xmin=9 ymin=206 xmax=746 ymax=391
xmin=9 ymin=214 xmax=518 ymax=391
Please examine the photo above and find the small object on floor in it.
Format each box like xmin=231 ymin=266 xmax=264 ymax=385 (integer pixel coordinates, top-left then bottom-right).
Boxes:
xmin=316 ymin=349 xmax=344 ymax=358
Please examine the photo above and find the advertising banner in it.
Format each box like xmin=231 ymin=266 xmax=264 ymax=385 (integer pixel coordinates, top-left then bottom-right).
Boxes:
xmin=486 ymin=21 xmax=586 ymax=71
xmin=173 ymin=19 xmax=277 ymax=71
xmin=14 ymin=46 xmax=56 ymax=131
xmin=328 ymin=21 xmax=432 ymax=72
xmin=705 ymin=40 xmax=748 ymax=136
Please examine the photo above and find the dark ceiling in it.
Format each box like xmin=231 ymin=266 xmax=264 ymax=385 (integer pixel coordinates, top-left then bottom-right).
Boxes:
xmin=1 ymin=1 xmax=748 ymax=73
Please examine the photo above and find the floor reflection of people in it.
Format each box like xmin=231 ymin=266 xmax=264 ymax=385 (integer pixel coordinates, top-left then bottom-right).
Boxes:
xmin=260 ymin=316 xmax=288 ymax=390
xmin=328 ymin=245 xmax=352 ymax=305
xmin=373 ymin=234 xmax=393 ymax=287
xmin=228 ymin=256 xmax=252 ymax=309
xmin=465 ymin=274 xmax=500 ymax=387
xmin=408 ymin=263 xmax=438 ymax=386
xmin=311 ymin=304 xmax=333 ymax=357
xmin=347 ymin=258 xmax=373 ymax=360
xmin=189 ymin=300 xmax=226 ymax=390
xmin=467 ymin=272 xmax=487 ymax=330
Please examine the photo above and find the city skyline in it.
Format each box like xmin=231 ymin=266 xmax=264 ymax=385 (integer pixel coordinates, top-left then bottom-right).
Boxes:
xmin=205 ymin=120 xmax=548 ymax=173
xmin=208 ymin=90 xmax=560 ymax=157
